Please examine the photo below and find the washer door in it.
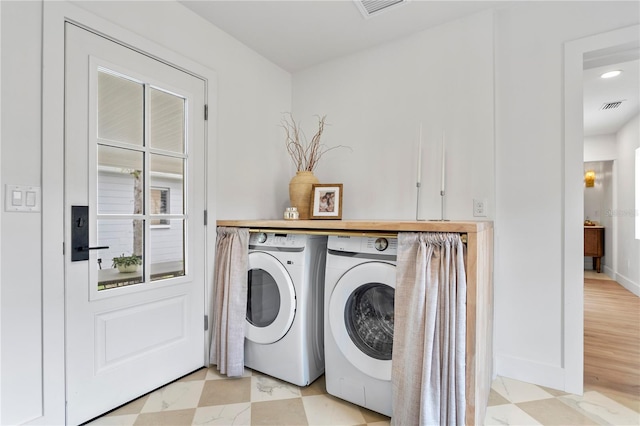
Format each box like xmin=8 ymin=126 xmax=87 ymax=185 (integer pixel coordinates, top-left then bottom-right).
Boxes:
xmin=329 ymin=261 xmax=395 ymax=381
xmin=246 ymin=251 xmax=296 ymax=344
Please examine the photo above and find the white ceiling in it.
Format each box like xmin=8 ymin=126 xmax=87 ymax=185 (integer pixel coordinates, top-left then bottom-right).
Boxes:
xmin=179 ymin=0 xmax=505 ymax=72
xmin=584 ymin=58 xmax=639 ymax=137
xmin=179 ymin=0 xmax=639 ymax=137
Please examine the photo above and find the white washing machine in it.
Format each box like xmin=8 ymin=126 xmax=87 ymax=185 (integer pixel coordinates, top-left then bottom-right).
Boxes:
xmin=324 ymin=235 xmax=397 ymax=417
xmin=244 ymin=232 xmax=327 ymax=386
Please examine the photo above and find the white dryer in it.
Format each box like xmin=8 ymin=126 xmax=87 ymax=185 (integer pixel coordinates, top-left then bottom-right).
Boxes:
xmin=244 ymin=232 xmax=327 ymax=386
xmin=324 ymin=235 xmax=397 ymax=417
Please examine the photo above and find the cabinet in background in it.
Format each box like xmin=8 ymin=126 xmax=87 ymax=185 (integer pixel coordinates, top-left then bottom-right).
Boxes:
xmin=584 ymin=226 xmax=604 ymax=273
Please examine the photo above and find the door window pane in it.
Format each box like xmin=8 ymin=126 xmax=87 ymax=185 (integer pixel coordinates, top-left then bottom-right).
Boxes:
xmin=150 ymin=187 xmax=170 ymax=227
xmin=97 ymin=145 xmax=144 ymax=215
xmin=247 ymin=269 xmax=281 ymax=327
xmin=98 ymin=71 xmax=143 ymax=145
xmin=345 ymin=283 xmax=394 ymax=360
xmin=150 ymin=88 xmax=185 ymax=153
xmin=150 ymin=219 xmax=185 ymax=282
xmin=97 ymin=219 xmax=145 ymax=290
xmin=150 ymin=154 xmax=184 ymax=214
xmin=95 ymin=68 xmax=188 ymax=290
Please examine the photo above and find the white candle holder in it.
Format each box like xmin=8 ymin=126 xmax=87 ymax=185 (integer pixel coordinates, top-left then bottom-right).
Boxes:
xmin=416 ymin=182 xmax=424 ymax=221
xmin=431 ymin=130 xmax=449 ymax=221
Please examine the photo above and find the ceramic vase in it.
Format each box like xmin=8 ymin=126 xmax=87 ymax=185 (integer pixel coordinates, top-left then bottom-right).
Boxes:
xmin=288 ymin=171 xmax=319 ymax=220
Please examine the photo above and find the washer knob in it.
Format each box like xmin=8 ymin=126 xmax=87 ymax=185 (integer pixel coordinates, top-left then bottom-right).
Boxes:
xmin=374 ymin=238 xmax=389 ymax=251
xmin=256 ymin=232 xmax=268 ymax=244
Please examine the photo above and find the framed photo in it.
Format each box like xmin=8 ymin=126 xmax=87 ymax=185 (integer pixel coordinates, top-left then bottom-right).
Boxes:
xmin=310 ymin=184 xmax=343 ymax=219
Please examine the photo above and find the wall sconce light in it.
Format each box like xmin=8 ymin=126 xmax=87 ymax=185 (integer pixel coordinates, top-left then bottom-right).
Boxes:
xmin=584 ymin=170 xmax=596 ymax=187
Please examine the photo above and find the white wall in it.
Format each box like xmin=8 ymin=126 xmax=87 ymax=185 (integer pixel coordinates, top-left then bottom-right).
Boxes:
xmin=1 ymin=2 xmax=44 ymax=423
xmin=1 ymin=1 xmax=291 ymax=423
xmin=292 ymin=12 xmax=495 ymax=221
xmin=0 ymin=2 xmax=4 ymax=422
xmin=583 ymin=161 xmax=612 ymax=225
xmin=615 ymin=113 xmax=640 ymax=295
xmin=601 ymin=160 xmax=616 ymax=277
xmin=493 ymin=1 xmax=637 ymax=390
xmin=583 ymin=160 xmax=613 ymax=271
xmin=583 ymin=135 xmax=617 ymax=277
xmin=585 ymin=134 xmax=617 ymax=161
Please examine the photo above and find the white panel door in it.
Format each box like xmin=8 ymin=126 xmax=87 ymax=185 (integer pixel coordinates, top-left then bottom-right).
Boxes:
xmin=64 ymin=23 xmax=206 ymax=425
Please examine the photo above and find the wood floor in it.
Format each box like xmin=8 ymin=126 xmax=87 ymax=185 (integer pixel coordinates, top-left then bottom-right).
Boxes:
xmin=584 ymin=277 xmax=640 ymax=400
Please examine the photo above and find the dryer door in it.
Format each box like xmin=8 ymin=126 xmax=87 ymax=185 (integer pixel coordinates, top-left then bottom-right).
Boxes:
xmin=329 ymin=261 xmax=395 ymax=381
xmin=246 ymin=251 xmax=296 ymax=344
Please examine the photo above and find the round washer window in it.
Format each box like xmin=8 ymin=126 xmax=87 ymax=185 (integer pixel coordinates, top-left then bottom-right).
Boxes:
xmin=247 ymin=268 xmax=281 ymax=328
xmin=344 ymin=283 xmax=394 ymax=360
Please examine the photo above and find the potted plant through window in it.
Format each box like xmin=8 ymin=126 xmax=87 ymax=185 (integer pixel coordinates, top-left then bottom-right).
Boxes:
xmin=112 ymin=253 xmax=142 ymax=273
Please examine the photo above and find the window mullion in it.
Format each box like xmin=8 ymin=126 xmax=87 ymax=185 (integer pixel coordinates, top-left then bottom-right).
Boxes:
xmin=144 ymin=83 xmax=151 ymax=284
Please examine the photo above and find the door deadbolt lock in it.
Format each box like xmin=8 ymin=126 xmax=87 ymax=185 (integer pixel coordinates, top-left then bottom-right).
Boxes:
xmin=71 ymin=206 xmax=109 ymax=261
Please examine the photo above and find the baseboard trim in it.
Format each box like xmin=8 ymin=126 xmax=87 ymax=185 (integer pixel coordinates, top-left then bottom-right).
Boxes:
xmin=603 ymin=265 xmax=615 ymax=279
xmin=615 ymin=272 xmax=640 ymax=297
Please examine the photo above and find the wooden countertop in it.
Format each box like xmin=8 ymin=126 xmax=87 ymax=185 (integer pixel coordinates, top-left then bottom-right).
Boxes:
xmin=217 ymin=219 xmax=492 ymax=234
xmin=584 ymin=225 xmax=604 ymax=228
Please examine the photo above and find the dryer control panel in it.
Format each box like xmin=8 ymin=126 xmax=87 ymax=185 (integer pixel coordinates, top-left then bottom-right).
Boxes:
xmin=328 ymin=235 xmax=397 ymax=255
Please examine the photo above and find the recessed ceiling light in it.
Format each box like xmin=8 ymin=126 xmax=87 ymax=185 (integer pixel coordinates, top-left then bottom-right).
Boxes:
xmin=600 ymin=70 xmax=622 ymax=79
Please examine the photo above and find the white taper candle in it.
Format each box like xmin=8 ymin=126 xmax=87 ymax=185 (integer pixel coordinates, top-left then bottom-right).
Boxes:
xmin=417 ymin=123 xmax=423 ymax=184
xmin=441 ymin=131 xmax=446 ymax=193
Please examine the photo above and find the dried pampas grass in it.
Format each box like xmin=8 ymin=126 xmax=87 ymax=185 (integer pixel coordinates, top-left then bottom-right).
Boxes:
xmin=281 ymin=113 xmax=349 ymax=172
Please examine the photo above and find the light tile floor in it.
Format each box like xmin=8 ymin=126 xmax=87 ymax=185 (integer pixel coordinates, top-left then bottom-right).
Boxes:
xmin=88 ymin=367 xmax=640 ymax=425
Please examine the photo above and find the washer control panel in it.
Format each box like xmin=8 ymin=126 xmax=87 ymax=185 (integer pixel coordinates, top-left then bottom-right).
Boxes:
xmin=249 ymin=232 xmax=307 ymax=249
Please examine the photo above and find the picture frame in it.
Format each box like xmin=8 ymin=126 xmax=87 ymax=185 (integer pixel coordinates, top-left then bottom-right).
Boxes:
xmin=310 ymin=184 xmax=343 ymax=220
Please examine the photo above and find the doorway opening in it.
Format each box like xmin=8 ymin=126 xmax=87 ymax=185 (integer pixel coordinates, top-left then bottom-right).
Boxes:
xmin=563 ymin=23 xmax=639 ymax=395
xmin=579 ymin=28 xmax=640 ymax=402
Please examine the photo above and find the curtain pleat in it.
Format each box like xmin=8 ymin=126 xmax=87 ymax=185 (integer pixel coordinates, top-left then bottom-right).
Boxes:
xmin=209 ymin=227 xmax=249 ymax=377
xmin=391 ymin=232 xmax=467 ymax=426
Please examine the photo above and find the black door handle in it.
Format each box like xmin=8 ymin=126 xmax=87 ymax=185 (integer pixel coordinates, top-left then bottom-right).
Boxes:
xmin=72 ymin=206 xmax=109 ymax=261
xmin=79 ymin=246 xmax=110 ymax=251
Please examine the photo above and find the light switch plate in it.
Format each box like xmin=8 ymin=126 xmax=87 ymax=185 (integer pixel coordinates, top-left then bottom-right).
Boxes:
xmin=5 ymin=184 xmax=41 ymax=212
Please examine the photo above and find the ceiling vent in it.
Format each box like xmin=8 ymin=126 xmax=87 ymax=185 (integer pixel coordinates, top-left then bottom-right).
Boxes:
xmin=355 ymin=0 xmax=407 ymax=18
xmin=600 ymin=101 xmax=624 ymax=110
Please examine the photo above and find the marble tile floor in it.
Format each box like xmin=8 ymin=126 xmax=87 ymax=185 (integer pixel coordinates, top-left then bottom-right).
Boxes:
xmin=88 ymin=367 xmax=640 ymax=426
